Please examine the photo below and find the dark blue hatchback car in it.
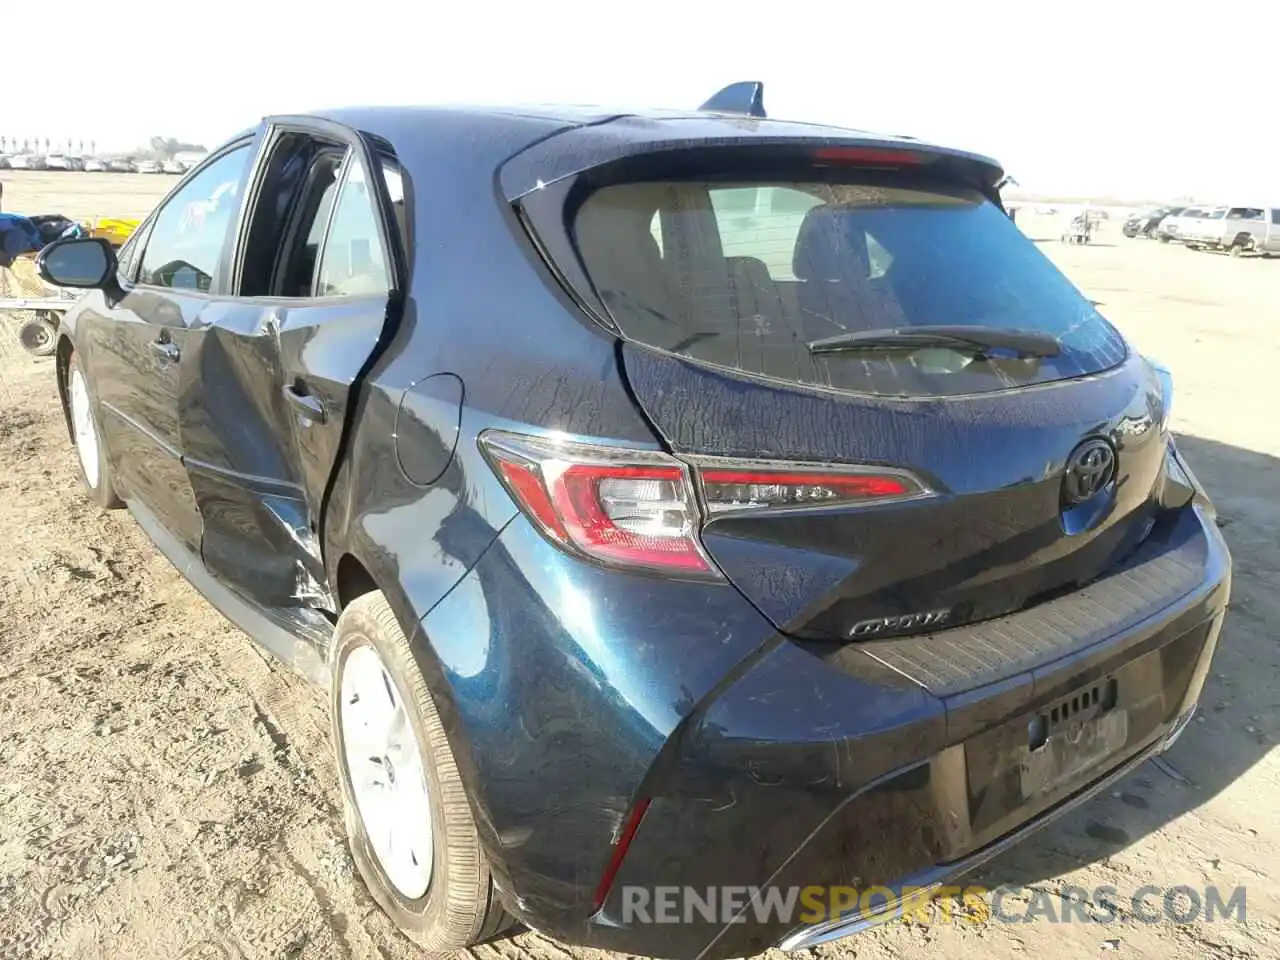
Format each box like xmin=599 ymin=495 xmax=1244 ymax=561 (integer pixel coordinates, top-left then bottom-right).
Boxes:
xmin=39 ymin=83 xmax=1229 ymax=958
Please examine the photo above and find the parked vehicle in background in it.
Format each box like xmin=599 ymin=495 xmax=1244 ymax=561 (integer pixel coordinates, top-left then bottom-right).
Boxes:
xmin=9 ymin=154 xmax=47 ymax=170
xmin=1155 ymin=205 xmax=1208 ymax=243
xmin=0 ymin=155 xmax=10 ymax=169
xmin=1184 ymin=205 xmax=1279 ymax=256
xmin=107 ymin=158 xmax=135 ymax=173
xmin=1179 ymin=206 xmax=1229 ymax=247
xmin=173 ymin=150 xmax=210 ymax=170
xmin=161 ymin=159 xmax=186 ymax=175
xmin=35 ymin=84 xmax=1230 ymax=959
xmin=1257 ymin=208 xmax=1280 ymax=255
xmin=133 ymin=159 xmax=162 ymax=174
xmin=1124 ymin=205 xmax=1184 ymax=238
xmin=45 ymin=155 xmax=73 ymax=171
xmin=83 ymin=158 xmax=108 ymax=172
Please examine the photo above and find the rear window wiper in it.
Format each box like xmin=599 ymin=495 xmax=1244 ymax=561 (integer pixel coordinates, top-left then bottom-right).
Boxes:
xmin=808 ymin=325 xmax=1061 ymax=359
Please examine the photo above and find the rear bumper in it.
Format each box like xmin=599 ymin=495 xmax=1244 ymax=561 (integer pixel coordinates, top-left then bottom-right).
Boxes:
xmin=582 ymin=504 xmax=1229 ymax=959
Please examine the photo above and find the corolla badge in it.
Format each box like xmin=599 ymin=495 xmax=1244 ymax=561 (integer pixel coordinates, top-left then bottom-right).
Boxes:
xmin=1062 ymin=438 xmax=1117 ymax=505
xmin=850 ymin=608 xmax=952 ymax=638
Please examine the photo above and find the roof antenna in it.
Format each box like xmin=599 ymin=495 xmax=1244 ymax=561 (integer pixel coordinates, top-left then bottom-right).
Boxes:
xmin=698 ymin=81 xmax=767 ymax=119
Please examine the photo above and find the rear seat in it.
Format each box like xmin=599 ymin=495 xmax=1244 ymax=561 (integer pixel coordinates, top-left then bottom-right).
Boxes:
xmin=791 ymin=206 xmax=907 ymax=337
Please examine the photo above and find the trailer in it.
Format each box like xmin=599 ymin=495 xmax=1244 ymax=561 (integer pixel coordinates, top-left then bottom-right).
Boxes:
xmin=0 ymin=257 xmax=78 ymax=357
xmin=0 ymin=217 xmax=137 ymax=356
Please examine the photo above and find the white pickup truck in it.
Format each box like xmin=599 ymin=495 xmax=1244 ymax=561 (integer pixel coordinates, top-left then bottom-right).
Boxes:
xmin=1183 ymin=205 xmax=1280 ymax=256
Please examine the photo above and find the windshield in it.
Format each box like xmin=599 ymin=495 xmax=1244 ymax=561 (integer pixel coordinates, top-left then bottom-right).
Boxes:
xmin=570 ymin=173 xmax=1127 ymax=397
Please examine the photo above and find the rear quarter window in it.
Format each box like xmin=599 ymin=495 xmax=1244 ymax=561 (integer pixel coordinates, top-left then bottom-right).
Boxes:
xmin=571 ymin=173 xmax=1127 ymax=398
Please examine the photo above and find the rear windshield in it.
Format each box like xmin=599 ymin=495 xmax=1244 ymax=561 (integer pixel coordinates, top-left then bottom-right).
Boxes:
xmin=570 ymin=174 xmax=1127 ymax=397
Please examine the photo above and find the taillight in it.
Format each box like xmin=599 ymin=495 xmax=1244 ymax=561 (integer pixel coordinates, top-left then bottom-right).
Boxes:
xmin=697 ymin=464 xmax=926 ymax=515
xmin=480 ymin=431 xmax=931 ymax=576
xmin=479 ymin=431 xmax=717 ymax=578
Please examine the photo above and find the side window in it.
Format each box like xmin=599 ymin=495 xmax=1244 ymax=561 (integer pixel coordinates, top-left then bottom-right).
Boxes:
xmin=115 ymin=224 xmax=145 ymax=280
xmin=271 ymin=148 xmax=345 ymax=298
xmin=1273 ymin=209 xmax=1280 ymax=226
xmin=315 ymin=157 xmax=390 ymax=297
xmin=379 ymin=158 xmax=408 ymax=265
xmin=137 ymin=146 xmax=251 ymax=292
xmin=709 ymin=186 xmax=821 ymax=280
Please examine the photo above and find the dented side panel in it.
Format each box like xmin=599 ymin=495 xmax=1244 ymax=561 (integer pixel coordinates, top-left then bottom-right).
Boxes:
xmin=178 ymin=296 xmax=390 ymax=633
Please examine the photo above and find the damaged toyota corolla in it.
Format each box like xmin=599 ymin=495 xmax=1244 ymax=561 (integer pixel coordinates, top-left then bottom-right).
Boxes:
xmin=37 ymin=82 xmax=1230 ymax=958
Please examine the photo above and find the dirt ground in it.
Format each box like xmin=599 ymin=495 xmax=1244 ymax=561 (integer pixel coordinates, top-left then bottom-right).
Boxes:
xmin=0 ymin=173 xmax=1277 ymax=960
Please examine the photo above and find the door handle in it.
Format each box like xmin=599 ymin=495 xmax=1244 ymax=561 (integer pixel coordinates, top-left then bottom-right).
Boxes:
xmin=283 ymin=382 xmax=327 ymax=424
xmin=149 ymin=339 xmax=180 ymax=363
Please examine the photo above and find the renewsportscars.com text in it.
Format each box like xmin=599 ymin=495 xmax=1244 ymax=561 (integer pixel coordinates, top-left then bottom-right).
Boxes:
xmin=619 ymin=884 xmax=1247 ymax=926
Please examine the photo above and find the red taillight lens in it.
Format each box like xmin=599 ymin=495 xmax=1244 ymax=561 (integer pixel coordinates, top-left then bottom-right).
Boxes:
xmin=479 ymin=432 xmax=718 ymax=577
xmin=481 ymin=431 xmax=931 ymax=574
xmin=698 ymin=464 xmax=926 ymax=515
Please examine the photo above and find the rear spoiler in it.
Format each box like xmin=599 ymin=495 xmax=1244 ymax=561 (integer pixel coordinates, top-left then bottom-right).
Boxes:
xmin=500 ymin=81 xmax=1005 ymax=201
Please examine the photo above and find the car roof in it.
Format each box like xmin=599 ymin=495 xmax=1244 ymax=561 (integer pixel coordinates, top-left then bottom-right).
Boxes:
xmin=248 ymin=101 xmax=1004 ymax=199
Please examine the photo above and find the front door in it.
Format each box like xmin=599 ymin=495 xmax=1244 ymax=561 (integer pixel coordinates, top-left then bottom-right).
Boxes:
xmin=90 ymin=142 xmax=256 ymax=556
xmin=178 ymin=121 xmax=401 ymax=620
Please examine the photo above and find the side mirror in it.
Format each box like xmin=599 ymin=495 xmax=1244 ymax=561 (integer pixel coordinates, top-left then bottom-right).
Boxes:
xmin=36 ymin=237 xmax=119 ymax=291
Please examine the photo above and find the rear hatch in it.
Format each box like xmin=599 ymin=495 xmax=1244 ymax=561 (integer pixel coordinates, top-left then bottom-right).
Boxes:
xmin=512 ymin=133 xmax=1171 ymax=645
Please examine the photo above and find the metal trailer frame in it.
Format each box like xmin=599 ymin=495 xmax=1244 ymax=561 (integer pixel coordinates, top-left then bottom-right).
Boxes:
xmin=0 ymin=267 xmax=78 ymax=357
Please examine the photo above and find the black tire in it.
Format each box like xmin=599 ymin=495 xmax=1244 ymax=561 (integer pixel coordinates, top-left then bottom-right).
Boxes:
xmin=66 ymin=350 xmax=122 ymax=509
xmin=19 ymin=315 xmax=57 ymax=357
xmin=330 ymin=592 xmax=512 ymax=951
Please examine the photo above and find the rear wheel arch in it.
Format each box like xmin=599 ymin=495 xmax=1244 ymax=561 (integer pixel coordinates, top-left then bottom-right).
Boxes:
xmin=329 ymin=549 xmax=457 ymax=693
xmin=55 ymin=335 xmax=76 ymax=442
xmin=335 ymin=552 xmax=380 ymax=610
xmin=328 ymin=548 xmax=471 ymax=761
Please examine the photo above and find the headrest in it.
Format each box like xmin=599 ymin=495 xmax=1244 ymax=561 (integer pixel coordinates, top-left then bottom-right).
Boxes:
xmin=574 ymin=191 xmax=664 ymax=278
xmin=792 ymin=205 xmax=869 ymax=281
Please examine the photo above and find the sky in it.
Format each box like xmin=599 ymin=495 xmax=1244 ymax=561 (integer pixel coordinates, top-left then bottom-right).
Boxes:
xmin=6 ymin=1 xmax=1273 ymax=200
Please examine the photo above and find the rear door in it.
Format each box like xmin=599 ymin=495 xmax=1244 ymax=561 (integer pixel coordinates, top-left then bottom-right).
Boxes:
xmin=552 ymin=162 xmax=1169 ymax=644
xmin=86 ymin=142 xmax=256 ymax=556
xmin=178 ymin=118 xmax=402 ymax=621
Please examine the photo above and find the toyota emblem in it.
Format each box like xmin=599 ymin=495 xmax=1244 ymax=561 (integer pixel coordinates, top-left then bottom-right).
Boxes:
xmin=1062 ymin=438 xmax=1117 ymax=505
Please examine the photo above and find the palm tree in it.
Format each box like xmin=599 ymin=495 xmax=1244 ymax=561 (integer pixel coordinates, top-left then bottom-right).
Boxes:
xmin=42 ymin=136 xmax=50 ymax=154
xmin=90 ymin=139 xmax=97 ymax=156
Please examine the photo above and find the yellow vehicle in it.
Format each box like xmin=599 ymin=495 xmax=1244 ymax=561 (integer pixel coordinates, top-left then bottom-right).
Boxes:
xmin=89 ymin=217 xmax=140 ymax=247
